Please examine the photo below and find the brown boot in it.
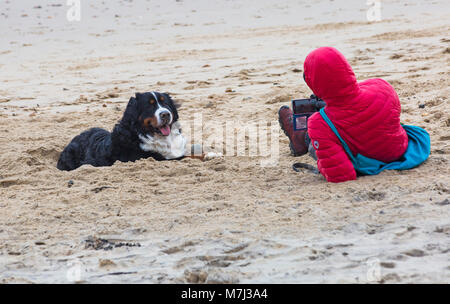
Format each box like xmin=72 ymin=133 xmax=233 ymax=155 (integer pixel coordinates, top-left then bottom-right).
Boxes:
xmin=278 ymin=106 xmax=308 ymax=156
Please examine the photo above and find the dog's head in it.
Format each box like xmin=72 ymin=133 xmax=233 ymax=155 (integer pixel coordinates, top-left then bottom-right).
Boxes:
xmin=122 ymin=91 xmax=179 ymax=137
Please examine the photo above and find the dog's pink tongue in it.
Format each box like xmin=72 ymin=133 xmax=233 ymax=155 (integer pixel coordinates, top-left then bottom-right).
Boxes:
xmin=159 ymin=125 xmax=171 ymax=136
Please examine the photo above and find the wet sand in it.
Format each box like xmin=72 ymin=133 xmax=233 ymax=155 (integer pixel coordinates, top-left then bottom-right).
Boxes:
xmin=0 ymin=0 xmax=449 ymax=283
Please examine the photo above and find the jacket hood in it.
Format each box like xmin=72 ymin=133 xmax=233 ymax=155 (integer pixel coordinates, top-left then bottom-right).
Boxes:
xmin=303 ymin=47 xmax=359 ymax=103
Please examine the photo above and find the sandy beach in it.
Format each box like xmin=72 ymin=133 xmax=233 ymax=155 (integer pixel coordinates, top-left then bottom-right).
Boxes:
xmin=0 ymin=0 xmax=449 ymax=283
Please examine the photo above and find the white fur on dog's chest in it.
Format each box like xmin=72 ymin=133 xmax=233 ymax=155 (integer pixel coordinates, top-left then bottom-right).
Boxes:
xmin=139 ymin=122 xmax=187 ymax=159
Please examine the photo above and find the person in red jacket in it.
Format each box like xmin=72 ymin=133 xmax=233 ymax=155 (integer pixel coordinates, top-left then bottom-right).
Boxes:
xmin=279 ymin=47 xmax=409 ymax=183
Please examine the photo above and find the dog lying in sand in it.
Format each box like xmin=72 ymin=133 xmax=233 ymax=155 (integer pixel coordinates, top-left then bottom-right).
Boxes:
xmin=57 ymin=91 xmax=189 ymax=171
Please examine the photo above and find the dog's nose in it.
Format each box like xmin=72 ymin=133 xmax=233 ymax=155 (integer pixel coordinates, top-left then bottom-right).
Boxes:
xmin=160 ymin=111 xmax=171 ymax=123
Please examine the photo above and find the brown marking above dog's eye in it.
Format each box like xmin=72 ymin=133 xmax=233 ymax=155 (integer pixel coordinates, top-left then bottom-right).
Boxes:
xmin=159 ymin=95 xmax=164 ymax=101
xmin=149 ymin=98 xmax=155 ymax=104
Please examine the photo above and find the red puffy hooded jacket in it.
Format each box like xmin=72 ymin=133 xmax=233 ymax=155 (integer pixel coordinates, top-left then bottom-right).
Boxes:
xmin=305 ymin=47 xmax=408 ymax=183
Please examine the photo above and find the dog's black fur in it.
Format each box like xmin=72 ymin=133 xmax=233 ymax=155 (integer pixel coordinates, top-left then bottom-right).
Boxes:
xmin=57 ymin=92 xmax=179 ymax=171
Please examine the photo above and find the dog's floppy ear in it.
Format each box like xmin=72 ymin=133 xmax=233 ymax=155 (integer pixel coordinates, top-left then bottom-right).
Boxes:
xmin=121 ymin=96 xmax=140 ymax=127
xmin=164 ymin=92 xmax=181 ymax=109
xmin=173 ymin=99 xmax=181 ymax=110
xmin=164 ymin=93 xmax=180 ymax=122
xmin=112 ymin=96 xmax=140 ymax=146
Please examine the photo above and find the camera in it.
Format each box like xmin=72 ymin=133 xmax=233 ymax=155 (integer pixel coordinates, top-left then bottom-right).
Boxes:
xmin=292 ymin=95 xmax=326 ymax=131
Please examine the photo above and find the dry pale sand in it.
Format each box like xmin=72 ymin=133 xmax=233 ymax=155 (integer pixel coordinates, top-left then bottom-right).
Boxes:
xmin=0 ymin=0 xmax=449 ymax=283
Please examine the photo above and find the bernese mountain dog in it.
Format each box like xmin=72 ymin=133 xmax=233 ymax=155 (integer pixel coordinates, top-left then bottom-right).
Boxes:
xmin=57 ymin=91 xmax=187 ymax=171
